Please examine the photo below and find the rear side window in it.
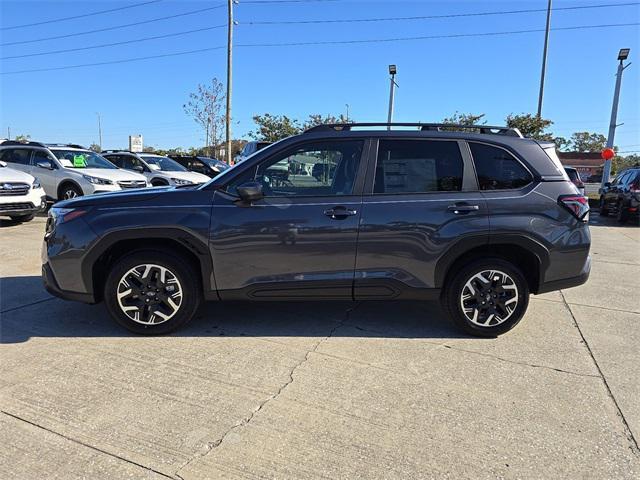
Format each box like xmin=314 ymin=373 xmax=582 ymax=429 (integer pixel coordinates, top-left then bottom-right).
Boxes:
xmin=470 ymin=143 xmax=533 ymax=190
xmin=0 ymin=148 xmax=32 ymax=165
xmin=374 ymin=140 xmax=463 ymax=194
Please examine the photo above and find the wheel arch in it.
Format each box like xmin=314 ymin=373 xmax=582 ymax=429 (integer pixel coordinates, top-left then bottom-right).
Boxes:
xmin=436 ymin=235 xmax=550 ymax=294
xmin=83 ymin=228 xmax=216 ymax=303
xmin=57 ymin=179 xmax=83 ymax=200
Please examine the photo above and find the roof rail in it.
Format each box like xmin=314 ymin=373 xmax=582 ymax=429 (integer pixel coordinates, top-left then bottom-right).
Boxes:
xmin=0 ymin=140 xmax=47 ymax=147
xmin=304 ymin=122 xmax=524 ymax=138
xmin=101 ymin=149 xmax=130 ymax=154
xmin=45 ymin=143 xmax=87 ymax=149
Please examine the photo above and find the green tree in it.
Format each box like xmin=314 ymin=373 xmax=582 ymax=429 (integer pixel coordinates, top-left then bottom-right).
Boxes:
xmin=505 ymin=113 xmax=554 ymax=140
xmin=89 ymin=143 xmax=102 ymax=153
xmin=303 ymin=114 xmax=351 ymax=130
xmin=14 ymin=134 xmax=31 ymax=142
xmin=553 ymin=136 xmax=571 ymax=151
xmin=249 ymin=114 xmax=302 ymax=142
xmin=441 ymin=112 xmax=486 ymax=132
xmin=568 ymin=131 xmax=607 ymax=152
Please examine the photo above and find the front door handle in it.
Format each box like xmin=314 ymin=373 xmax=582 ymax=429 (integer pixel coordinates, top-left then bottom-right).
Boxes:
xmin=324 ymin=206 xmax=358 ymax=220
xmin=447 ymin=204 xmax=480 ymax=215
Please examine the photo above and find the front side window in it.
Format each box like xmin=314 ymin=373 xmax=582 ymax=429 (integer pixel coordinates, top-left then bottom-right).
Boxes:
xmin=374 ymin=140 xmax=463 ymax=194
xmin=0 ymin=148 xmax=32 ymax=165
xmin=226 ymin=140 xmax=363 ymax=197
xmin=470 ymin=143 xmax=533 ymax=190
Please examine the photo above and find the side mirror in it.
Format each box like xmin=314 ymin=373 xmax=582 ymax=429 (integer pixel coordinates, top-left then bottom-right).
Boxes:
xmin=36 ymin=160 xmax=54 ymax=170
xmin=604 ymin=182 xmax=611 ymax=187
xmin=237 ymin=181 xmax=264 ymax=202
xmin=133 ymin=165 xmax=145 ymax=173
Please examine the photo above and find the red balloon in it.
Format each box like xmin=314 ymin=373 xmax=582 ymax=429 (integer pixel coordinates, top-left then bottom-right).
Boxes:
xmin=601 ymin=148 xmax=615 ymax=160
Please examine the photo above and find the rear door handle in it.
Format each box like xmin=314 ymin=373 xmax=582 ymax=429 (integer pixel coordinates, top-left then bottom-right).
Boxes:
xmin=447 ymin=204 xmax=480 ymax=214
xmin=324 ymin=206 xmax=358 ymax=219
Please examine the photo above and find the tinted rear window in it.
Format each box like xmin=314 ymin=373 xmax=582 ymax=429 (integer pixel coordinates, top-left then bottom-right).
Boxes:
xmin=470 ymin=143 xmax=533 ymax=190
xmin=565 ymin=169 xmax=579 ymax=182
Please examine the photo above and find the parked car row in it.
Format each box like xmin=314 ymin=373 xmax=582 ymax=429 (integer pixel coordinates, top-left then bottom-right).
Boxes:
xmin=0 ymin=142 xmax=228 ymax=216
xmin=599 ymin=166 xmax=640 ymax=223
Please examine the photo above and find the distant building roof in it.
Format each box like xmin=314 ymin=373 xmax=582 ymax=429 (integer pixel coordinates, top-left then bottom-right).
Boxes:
xmin=558 ymin=151 xmax=603 ymax=168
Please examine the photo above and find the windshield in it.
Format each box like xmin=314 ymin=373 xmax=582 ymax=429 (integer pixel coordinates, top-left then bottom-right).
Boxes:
xmin=200 ymin=157 xmax=229 ymax=170
xmin=53 ymin=150 xmax=117 ymax=169
xmin=140 ymin=155 xmax=187 ymax=172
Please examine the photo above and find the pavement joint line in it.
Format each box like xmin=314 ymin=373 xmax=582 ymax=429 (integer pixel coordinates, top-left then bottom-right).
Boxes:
xmin=0 ymin=296 xmax=55 ymax=314
xmin=563 ymin=301 xmax=640 ymax=315
xmin=591 ymin=258 xmax=640 ymax=267
xmin=174 ymin=303 xmax=361 ymax=479
xmin=0 ymin=410 xmax=175 ymax=479
xmin=559 ymin=290 xmax=640 ymax=455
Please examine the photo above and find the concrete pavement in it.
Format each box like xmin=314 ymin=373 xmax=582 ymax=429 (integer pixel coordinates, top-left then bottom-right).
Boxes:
xmin=1 ymin=214 xmax=638 ymax=479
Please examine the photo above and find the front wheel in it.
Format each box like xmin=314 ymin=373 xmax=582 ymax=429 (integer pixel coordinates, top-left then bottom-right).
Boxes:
xmin=442 ymin=258 xmax=530 ymax=337
xmin=104 ymin=250 xmax=201 ymax=334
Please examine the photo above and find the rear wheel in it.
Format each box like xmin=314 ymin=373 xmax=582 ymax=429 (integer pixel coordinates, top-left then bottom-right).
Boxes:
xmin=616 ymin=202 xmax=629 ymax=224
xmin=599 ymin=197 xmax=609 ymax=216
xmin=442 ymin=258 xmax=529 ymax=337
xmin=104 ymin=250 xmax=201 ymax=334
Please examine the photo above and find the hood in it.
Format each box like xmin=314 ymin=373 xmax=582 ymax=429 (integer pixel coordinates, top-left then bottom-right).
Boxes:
xmin=64 ymin=167 xmax=148 ymax=182
xmin=55 ymin=185 xmax=171 ymax=208
xmin=0 ymin=165 xmax=35 ymax=184
xmin=166 ymin=171 xmax=211 ymax=184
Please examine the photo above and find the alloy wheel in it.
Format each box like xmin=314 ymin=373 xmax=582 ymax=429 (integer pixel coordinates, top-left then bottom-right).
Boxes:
xmin=116 ymin=264 xmax=183 ymax=325
xmin=460 ymin=270 xmax=519 ymax=327
xmin=63 ymin=189 xmax=78 ymax=199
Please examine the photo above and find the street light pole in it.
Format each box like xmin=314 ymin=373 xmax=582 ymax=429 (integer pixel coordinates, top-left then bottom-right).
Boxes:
xmin=602 ymin=48 xmax=631 ymax=187
xmin=387 ymin=65 xmax=397 ymax=130
xmin=225 ymin=0 xmax=234 ymax=164
xmin=96 ymin=112 xmax=102 ymax=150
xmin=345 ymin=104 xmax=350 ymax=123
xmin=537 ymin=0 xmax=552 ymax=117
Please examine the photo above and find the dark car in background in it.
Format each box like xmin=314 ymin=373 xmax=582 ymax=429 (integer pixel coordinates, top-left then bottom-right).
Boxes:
xmin=170 ymin=155 xmax=230 ymax=178
xmin=564 ymin=167 xmax=585 ymax=195
xmin=599 ymin=167 xmax=640 ymax=223
xmin=42 ymin=122 xmax=590 ymax=338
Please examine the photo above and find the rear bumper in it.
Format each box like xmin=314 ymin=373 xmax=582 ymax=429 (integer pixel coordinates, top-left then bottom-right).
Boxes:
xmin=42 ymin=262 xmax=96 ymax=304
xmin=537 ymin=255 xmax=591 ymax=294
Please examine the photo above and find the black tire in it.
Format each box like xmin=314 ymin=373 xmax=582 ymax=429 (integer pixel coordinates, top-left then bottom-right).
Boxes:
xmin=104 ymin=250 xmax=201 ymax=335
xmin=9 ymin=213 xmax=35 ymax=222
xmin=616 ymin=202 xmax=629 ymax=224
xmin=59 ymin=183 xmax=83 ymax=200
xmin=441 ymin=258 xmax=530 ymax=337
xmin=599 ymin=197 xmax=609 ymax=216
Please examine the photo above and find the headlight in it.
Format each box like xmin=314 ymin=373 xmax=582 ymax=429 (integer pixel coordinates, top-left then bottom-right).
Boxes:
xmin=32 ymin=178 xmax=41 ymax=189
xmin=82 ymin=174 xmax=113 ymax=185
xmin=171 ymin=178 xmax=193 ymax=185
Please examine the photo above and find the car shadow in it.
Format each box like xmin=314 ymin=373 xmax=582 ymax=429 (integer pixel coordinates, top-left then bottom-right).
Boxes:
xmin=0 ymin=276 xmax=467 ymax=344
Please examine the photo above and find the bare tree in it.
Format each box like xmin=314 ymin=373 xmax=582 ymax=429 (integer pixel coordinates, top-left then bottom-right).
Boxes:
xmin=183 ymin=78 xmax=226 ymax=159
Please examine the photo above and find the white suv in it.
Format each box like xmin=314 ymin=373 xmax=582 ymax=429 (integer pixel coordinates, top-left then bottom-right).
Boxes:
xmin=0 ymin=160 xmax=46 ymax=222
xmin=102 ymin=151 xmax=210 ymax=186
xmin=0 ymin=142 xmax=149 ymax=201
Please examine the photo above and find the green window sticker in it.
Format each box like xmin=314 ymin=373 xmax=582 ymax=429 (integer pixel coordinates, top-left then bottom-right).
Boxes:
xmin=73 ymin=155 xmax=87 ymax=167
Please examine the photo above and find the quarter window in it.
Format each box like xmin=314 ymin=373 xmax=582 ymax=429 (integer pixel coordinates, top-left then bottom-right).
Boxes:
xmin=469 ymin=143 xmax=533 ymax=190
xmin=374 ymin=140 xmax=463 ymax=194
xmin=0 ymin=148 xmax=32 ymax=165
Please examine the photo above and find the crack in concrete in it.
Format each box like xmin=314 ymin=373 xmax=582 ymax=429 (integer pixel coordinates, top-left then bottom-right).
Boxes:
xmin=1 ymin=410 xmax=174 ymax=479
xmin=344 ymin=323 xmax=599 ymax=379
xmin=174 ymin=303 xmax=360 ymax=479
xmin=560 ymin=290 xmax=640 ymax=455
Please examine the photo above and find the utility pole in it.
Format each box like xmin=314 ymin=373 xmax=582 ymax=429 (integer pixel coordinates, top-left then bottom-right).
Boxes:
xmin=345 ymin=104 xmax=350 ymax=123
xmin=225 ymin=0 xmax=233 ymax=164
xmin=96 ymin=112 xmax=103 ymax=150
xmin=537 ymin=0 xmax=552 ymax=117
xmin=602 ymin=48 xmax=631 ymax=187
xmin=7 ymin=126 xmax=10 ymax=140
xmin=387 ymin=64 xmax=397 ymax=130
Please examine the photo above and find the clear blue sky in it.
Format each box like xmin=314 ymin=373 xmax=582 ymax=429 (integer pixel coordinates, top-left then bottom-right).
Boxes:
xmin=1 ymin=0 xmax=639 ymax=153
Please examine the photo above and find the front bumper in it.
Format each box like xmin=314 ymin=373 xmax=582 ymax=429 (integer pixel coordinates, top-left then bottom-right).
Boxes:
xmin=0 ymin=192 xmax=47 ymax=216
xmin=42 ymin=262 xmax=96 ymax=304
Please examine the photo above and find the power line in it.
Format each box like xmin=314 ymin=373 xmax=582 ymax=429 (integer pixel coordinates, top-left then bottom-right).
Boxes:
xmin=241 ymin=1 xmax=640 ymax=25
xmin=1 ymin=25 xmax=227 ymax=60
xmin=1 ymin=22 xmax=638 ymax=75
xmin=0 ymin=4 xmax=226 ymax=47
xmin=1 ymin=0 xmax=164 ymax=31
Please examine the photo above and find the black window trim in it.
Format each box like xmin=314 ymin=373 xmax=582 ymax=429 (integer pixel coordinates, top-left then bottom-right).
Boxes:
xmin=222 ymin=137 xmax=371 ymax=199
xmin=466 ymin=140 xmax=535 ymax=192
xmin=364 ymin=137 xmax=470 ymax=196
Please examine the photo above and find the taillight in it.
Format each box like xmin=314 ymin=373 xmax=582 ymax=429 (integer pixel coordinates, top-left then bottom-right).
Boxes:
xmin=558 ymin=195 xmax=589 ymax=222
xmin=631 ymin=180 xmax=640 ymax=193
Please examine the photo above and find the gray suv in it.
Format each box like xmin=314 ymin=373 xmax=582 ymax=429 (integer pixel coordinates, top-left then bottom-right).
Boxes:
xmin=42 ymin=123 xmax=591 ymax=337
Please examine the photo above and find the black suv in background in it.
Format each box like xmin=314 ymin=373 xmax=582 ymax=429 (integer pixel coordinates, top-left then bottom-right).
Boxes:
xmin=42 ymin=123 xmax=590 ymax=337
xmin=599 ymin=166 xmax=640 ymax=223
xmin=169 ymin=155 xmax=230 ymax=178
